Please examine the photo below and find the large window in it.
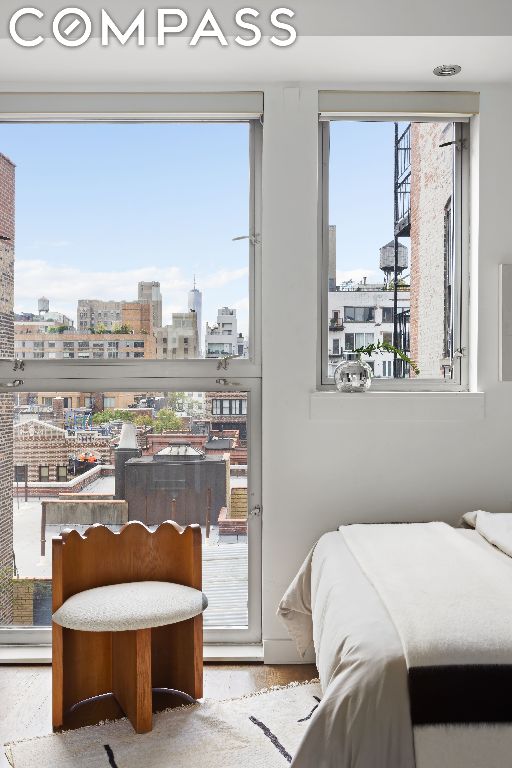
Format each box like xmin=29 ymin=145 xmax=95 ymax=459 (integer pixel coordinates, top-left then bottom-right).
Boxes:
xmin=1 ymin=120 xmax=258 ymax=366
xmin=0 ymin=99 xmax=262 ymax=649
xmin=8 ymin=389 xmax=257 ymax=638
xmin=320 ymin=118 xmax=469 ymax=388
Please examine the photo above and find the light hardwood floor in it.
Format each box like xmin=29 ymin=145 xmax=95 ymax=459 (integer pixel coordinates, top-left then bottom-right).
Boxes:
xmin=0 ymin=663 xmax=317 ymax=766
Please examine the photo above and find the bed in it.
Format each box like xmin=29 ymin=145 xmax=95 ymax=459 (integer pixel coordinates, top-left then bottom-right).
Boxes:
xmin=278 ymin=512 xmax=512 ymax=768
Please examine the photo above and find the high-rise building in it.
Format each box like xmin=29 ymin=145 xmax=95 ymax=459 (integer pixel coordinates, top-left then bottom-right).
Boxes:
xmin=188 ymin=280 xmax=203 ymax=356
xmin=205 ymin=307 xmax=247 ymax=358
xmin=138 ymin=281 xmax=162 ymax=329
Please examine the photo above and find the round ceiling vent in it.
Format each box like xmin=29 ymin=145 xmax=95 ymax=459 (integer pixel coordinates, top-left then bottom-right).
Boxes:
xmin=433 ymin=64 xmax=462 ymax=77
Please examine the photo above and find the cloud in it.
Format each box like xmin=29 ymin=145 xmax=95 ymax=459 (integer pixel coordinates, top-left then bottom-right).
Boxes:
xmin=231 ymin=297 xmax=249 ymax=311
xmin=230 ymin=297 xmax=249 ymax=338
xmin=203 ymin=267 xmax=248 ymax=288
xmin=14 ymin=258 xmax=249 ymax=330
xmin=26 ymin=240 xmax=72 ymax=250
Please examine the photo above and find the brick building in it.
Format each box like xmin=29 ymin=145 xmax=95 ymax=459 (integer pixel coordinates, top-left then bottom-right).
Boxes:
xmin=14 ymin=330 xmax=156 ymax=360
xmin=120 ymin=301 xmax=153 ymax=335
xmin=0 ymin=152 xmax=14 ymax=622
xmin=138 ymin=281 xmax=162 ymax=329
xmin=205 ymin=392 xmax=248 ymax=441
xmin=13 ymin=419 xmax=113 ymax=482
xmin=409 ymin=122 xmax=454 ymax=378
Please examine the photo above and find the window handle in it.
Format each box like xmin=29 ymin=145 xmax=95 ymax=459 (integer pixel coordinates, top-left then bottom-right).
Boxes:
xmin=215 ymin=378 xmax=241 ymax=386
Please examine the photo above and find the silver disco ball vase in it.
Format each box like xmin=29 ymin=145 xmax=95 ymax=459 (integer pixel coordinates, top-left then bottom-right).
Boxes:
xmin=334 ymin=357 xmax=372 ymax=393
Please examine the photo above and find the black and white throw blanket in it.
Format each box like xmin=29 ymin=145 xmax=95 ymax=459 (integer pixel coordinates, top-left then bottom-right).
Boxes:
xmin=278 ymin=520 xmax=512 ymax=768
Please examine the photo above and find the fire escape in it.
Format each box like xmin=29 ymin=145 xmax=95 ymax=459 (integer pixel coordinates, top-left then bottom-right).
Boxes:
xmin=392 ymin=123 xmax=411 ymax=377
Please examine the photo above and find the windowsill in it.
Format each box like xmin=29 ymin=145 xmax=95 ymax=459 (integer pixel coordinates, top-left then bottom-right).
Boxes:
xmin=310 ymin=390 xmax=485 ymax=421
xmin=0 ymin=644 xmax=264 ymax=665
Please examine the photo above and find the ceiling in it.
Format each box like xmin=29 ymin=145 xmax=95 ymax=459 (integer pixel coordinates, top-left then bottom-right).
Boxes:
xmin=0 ymin=36 xmax=511 ymax=89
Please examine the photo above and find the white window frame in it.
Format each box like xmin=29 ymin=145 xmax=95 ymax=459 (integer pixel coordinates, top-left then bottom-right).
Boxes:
xmin=318 ymin=105 xmax=473 ymax=393
xmin=0 ymin=92 xmax=263 ymax=649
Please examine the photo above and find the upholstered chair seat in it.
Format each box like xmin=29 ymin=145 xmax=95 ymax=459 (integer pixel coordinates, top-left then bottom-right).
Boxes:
xmin=53 ymin=580 xmax=208 ymax=633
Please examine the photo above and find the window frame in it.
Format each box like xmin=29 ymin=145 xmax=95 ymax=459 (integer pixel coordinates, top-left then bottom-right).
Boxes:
xmin=3 ymin=378 xmax=262 ymax=648
xmin=0 ymin=95 xmax=263 ymax=650
xmin=55 ymin=465 xmax=68 ymax=483
xmin=0 ymin=106 xmax=262 ymax=385
xmin=318 ymin=115 xmax=471 ymax=392
xmin=38 ymin=465 xmax=49 ymax=482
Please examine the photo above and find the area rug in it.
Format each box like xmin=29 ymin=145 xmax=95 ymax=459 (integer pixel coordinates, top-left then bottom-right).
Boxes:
xmin=5 ymin=680 xmax=322 ymax=768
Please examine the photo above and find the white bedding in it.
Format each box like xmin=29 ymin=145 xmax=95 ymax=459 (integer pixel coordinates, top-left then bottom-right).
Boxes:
xmin=278 ymin=523 xmax=512 ymax=768
xmin=342 ymin=522 xmax=512 ymax=666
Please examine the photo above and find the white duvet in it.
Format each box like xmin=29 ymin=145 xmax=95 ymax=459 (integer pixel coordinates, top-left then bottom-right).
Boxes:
xmin=278 ymin=518 xmax=512 ymax=768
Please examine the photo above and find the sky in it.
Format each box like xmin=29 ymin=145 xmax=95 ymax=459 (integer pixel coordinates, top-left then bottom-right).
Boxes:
xmin=329 ymin=120 xmax=410 ymax=285
xmin=0 ymin=122 xmax=250 ymax=339
xmin=0 ymin=119 xmax=407 ymax=342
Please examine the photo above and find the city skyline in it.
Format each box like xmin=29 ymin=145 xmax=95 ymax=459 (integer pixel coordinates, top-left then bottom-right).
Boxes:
xmin=0 ymin=122 xmax=250 ymax=336
xmin=0 ymin=119 xmax=409 ymax=337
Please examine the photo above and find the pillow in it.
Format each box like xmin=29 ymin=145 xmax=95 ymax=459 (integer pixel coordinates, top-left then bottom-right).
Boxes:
xmin=474 ymin=511 xmax=512 ymax=559
xmin=460 ymin=510 xmax=482 ymax=529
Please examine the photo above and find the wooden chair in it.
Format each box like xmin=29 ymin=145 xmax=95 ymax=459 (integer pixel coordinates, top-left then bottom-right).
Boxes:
xmin=52 ymin=520 xmax=205 ymax=733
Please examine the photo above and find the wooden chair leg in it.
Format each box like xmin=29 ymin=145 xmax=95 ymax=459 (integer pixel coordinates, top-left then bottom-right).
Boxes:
xmin=112 ymin=629 xmax=152 ymax=733
xmin=151 ymin=616 xmax=203 ymax=703
xmin=52 ymin=623 xmax=64 ymax=730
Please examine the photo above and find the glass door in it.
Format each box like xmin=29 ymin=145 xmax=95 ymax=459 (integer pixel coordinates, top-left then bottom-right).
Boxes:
xmin=4 ymin=381 xmax=261 ymax=645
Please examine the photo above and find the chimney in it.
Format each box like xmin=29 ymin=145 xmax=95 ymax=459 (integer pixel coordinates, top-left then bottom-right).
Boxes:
xmin=114 ymin=423 xmax=141 ymax=500
xmin=52 ymin=397 xmax=64 ymax=428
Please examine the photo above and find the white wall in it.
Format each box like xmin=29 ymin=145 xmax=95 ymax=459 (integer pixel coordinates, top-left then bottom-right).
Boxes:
xmin=261 ymin=84 xmax=512 ymax=662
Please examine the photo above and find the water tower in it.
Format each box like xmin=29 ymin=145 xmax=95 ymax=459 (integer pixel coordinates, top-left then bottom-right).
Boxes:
xmin=38 ymin=296 xmax=50 ymax=315
xmin=379 ymin=241 xmax=408 ymax=285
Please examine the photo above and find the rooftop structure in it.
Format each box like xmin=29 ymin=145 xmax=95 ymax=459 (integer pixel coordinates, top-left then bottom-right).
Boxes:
xmin=15 ymin=298 xmax=74 ymax=331
xmin=123 ymin=444 xmax=229 ymax=526
xmin=379 ymin=240 xmax=409 ymax=281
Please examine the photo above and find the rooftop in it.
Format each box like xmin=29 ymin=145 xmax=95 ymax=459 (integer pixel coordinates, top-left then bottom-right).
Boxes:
xmin=13 ymin=493 xmax=248 ymax=629
xmin=156 ymin=444 xmax=204 ymax=458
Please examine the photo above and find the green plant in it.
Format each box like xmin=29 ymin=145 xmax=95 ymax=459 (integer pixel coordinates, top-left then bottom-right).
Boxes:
xmin=112 ymin=323 xmax=132 ymax=335
xmin=354 ymin=340 xmax=420 ymax=376
xmin=92 ymin=406 xmax=182 ymax=431
xmin=153 ymin=408 xmax=182 ymax=433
